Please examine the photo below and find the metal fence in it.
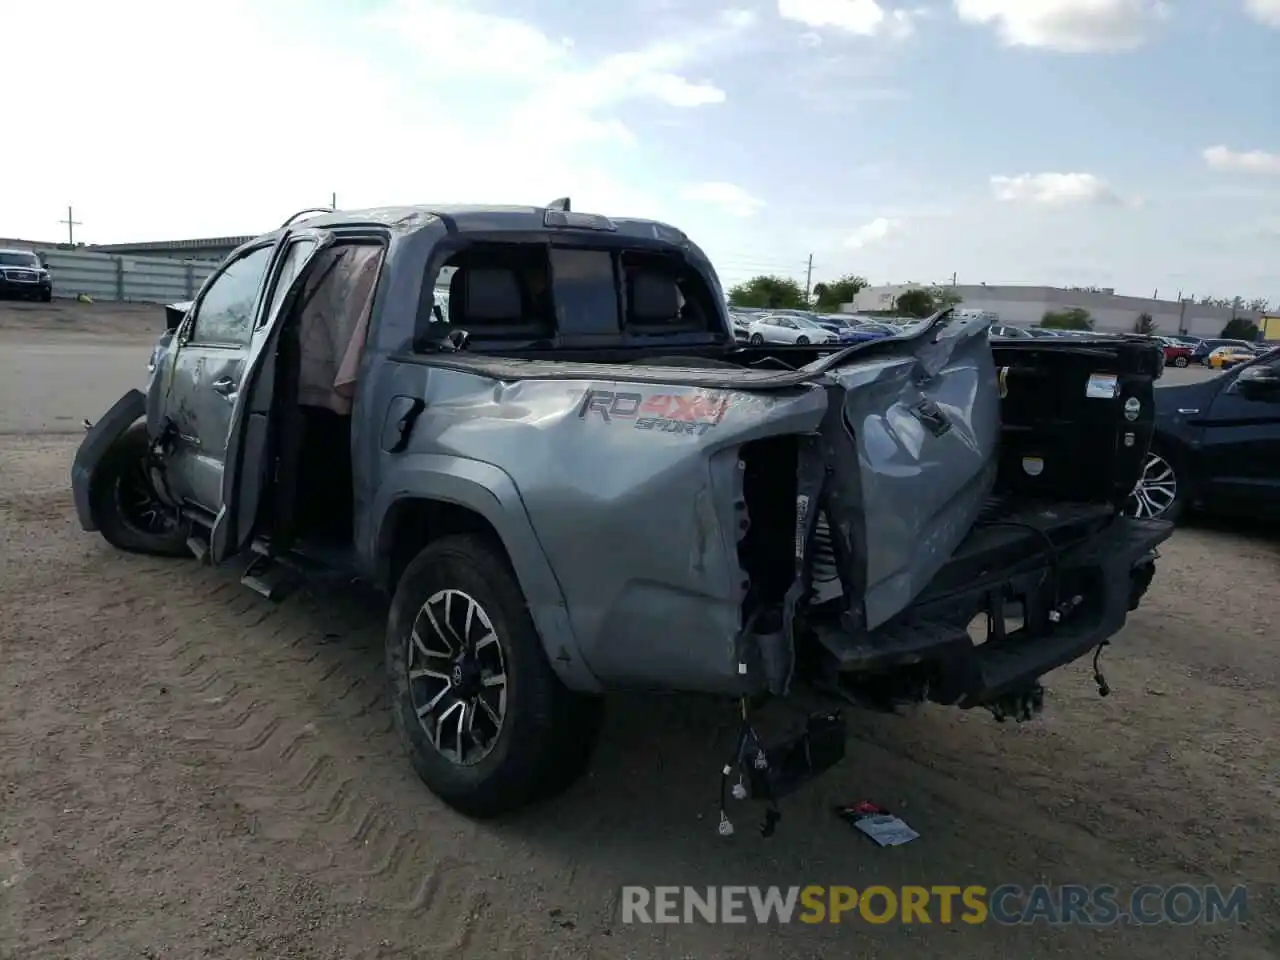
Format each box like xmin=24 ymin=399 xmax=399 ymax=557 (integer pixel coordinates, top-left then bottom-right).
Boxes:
xmin=41 ymin=249 xmax=218 ymax=304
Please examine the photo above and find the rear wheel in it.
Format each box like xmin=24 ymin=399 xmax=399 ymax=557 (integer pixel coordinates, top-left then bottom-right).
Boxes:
xmin=796 ymin=335 xmax=810 ymax=345
xmin=1174 ymin=356 xmax=1188 ymax=367
xmin=387 ymin=534 xmax=602 ymax=818
xmin=89 ymin=423 xmax=189 ymax=556
xmin=1125 ymin=444 xmax=1187 ymax=522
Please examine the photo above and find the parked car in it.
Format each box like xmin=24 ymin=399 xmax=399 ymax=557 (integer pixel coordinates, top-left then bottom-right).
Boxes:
xmin=1191 ymin=338 xmax=1256 ymax=365
xmin=990 ymin=324 xmax=1034 ymax=339
xmin=813 ymin=314 xmax=897 ymax=344
xmin=745 ymin=313 xmax=839 ymax=345
xmin=0 ymin=248 xmax=53 ymax=302
xmin=1206 ymin=345 xmax=1256 ymax=370
xmin=71 ymin=202 xmax=1170 ymax=821
xmin=726 ymin=310 xmax=756 ymax=343
xmin=1156 ymin=337 xmax=1193 ymax=368
xmin=1129 ymin=348 xmax=1280 ymax=521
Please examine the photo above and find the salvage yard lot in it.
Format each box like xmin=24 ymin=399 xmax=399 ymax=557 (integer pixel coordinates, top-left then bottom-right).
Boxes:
xmin=1 ymin=303 xmax=1278 ymax=959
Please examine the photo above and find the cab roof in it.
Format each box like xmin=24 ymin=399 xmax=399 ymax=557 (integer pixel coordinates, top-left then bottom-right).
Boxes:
xmin=250 ymin=204 xmax=692 ymax=248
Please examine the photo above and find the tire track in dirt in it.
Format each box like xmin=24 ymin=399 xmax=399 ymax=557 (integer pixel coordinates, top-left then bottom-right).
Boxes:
xmin=120 ymin=564 xmax=501 ymax=957
xmin=134 ymin=556 xmax=1277 ymax=958
xmin=5 ymin=436 xmax=1279 ymax=959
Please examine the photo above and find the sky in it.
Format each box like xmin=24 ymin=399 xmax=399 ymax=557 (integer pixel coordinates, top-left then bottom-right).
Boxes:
xmin=4 ymin=0 xmax=1279 ymax=301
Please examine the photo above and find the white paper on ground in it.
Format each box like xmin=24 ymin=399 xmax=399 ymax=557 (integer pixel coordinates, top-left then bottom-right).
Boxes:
xmin=853 ymin=814 xmax=919 ymax=847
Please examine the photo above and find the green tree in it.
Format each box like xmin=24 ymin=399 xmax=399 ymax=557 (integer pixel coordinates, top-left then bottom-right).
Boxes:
xmin=1134 ymin=312 xmax=1157 ymax=335
xmin=727 ymin=275 xmax=809 ymax=310
xmin=895 ymin=288 xmax=937 ymax=318
xmin=811 ymin=273 xmax=869 ymax=312
xmin=1042 ymin=307 xmax=1094 ymax=330
xmin=1221 ymin=317 xmax=1260 ymax=340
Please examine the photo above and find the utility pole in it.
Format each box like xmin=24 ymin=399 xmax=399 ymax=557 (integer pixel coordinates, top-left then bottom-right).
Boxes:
xmin=951 ymin=271 xmax=957 ymax=286
xmin=330 ymin=192 xmax=337 ymax=211
xmin=58 ymin=205 xmax=82 ymax=245
xmin=804 ymin=253 xmax=813 ymax=302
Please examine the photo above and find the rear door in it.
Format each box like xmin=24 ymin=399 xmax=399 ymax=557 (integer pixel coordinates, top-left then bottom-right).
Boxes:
xmin=162 ymin=242 xmax=278 ymax=513
xmin=1197 ymin=355 xmax=1280 ymax=516
xmin=208 ymin=230 xmax=333 ymax=563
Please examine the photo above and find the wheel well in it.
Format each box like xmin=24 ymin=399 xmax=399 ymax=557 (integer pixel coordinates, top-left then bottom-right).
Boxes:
xmin=1150 ymin=431 xmax=1196 ymax=497
xmin=381 ymin=498 xmax=508 ymax=591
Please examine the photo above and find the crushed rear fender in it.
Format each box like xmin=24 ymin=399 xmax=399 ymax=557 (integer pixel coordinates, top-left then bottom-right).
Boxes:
xmin=71 ymin=389 xmax=147 ymax=531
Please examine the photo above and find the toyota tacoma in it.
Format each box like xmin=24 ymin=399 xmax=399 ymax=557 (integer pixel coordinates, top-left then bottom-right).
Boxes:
xmin=71 ymin=202 xmax=1173 ymax=822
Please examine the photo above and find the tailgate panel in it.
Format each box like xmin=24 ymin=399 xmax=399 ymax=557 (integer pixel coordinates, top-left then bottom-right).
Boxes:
xmin=824 ymin=316 xmax=1001 ymax=629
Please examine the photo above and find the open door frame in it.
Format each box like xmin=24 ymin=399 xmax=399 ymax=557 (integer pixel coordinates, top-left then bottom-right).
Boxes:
xmin=209 ymin=229 xmax=336 ymax=564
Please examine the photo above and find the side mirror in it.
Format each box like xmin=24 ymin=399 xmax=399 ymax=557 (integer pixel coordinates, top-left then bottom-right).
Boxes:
xmin=1236 ymin=366 xmax=1280 ymax=401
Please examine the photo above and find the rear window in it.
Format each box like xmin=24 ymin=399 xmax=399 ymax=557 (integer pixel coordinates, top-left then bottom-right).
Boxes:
xmin=549 ymin=248 xmax=619 ymax=336
xmin=421 ymin=241 xmax=724 ymax=348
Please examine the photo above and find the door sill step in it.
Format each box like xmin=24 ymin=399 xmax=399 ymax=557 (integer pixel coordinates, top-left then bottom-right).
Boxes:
xmin=240 ymin=555 xmax=299 ymax=602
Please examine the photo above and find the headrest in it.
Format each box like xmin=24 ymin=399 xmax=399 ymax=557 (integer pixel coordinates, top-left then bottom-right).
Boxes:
xmin=449 ymin=267 xmax=524 ymax=324
xmin=628 ymin=272 xmax=681 ymax=323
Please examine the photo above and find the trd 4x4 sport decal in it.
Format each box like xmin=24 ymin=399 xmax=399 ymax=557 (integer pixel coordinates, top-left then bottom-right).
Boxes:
xmin=576 ymin=388 xmax=731 ymax=436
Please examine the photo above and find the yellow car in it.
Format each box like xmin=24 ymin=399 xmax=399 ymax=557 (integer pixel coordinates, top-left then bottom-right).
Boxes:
xmin=1207 ymin=346 xmax=1255 ymax=369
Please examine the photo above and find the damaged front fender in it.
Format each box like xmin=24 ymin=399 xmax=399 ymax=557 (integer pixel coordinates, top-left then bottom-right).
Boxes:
xmin=71 ymin=389 xmax=148 ymax=531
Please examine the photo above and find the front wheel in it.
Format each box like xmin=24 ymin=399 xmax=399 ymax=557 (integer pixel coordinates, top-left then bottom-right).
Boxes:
xmin=387 ymin=534 xmax=602 ymax=818
xmin=89 ymin=423 xmax=189 ymax=556
xmin=749 ymin=333 xmax=764 ymax=346
xmin=1174 ymin=356 xmax=1188 ymax=368
xmin=1125 ymin=444 xmax=1186 ymax=522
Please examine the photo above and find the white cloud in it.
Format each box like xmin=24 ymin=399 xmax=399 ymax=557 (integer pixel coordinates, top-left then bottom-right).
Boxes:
xmin=679 ymin=183 xmax=765 ymax=217
xmin=778 ymin=0 xmax=918 ymax=38
xmin=954 ymin=0 xmax=1165 ymax=52
xmin=990 ymin=173 xmax=1123 ymax=205
xmin=1244 ymin=0 xmax=1280 ymax=27
xmin=371 ymin=0 xmax=748 ymax=145
xmin=1203 ymin=145 xmax=1280 ymax=175
xmin=637 ymin=74 xmax=727 ymax=107
xmin=844 ymin=217 xmax=901 ymax=248
xmin=0 ymin=0 xmax=756 ymax=242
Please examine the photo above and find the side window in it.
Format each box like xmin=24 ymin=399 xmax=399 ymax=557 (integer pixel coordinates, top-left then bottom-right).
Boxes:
xmin=189 ymin=245 xmax=274 ymax=345
xmin=264 ymin=238 xmax=318 ymax=324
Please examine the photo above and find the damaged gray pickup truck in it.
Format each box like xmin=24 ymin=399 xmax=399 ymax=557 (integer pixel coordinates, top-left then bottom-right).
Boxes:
xmin=72 ymin=202 xmax=1173 ymax=826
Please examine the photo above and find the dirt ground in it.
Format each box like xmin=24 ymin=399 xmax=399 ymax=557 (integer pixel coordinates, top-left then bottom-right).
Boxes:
xmin=1 ymin=305 xmax=1278 ymax=959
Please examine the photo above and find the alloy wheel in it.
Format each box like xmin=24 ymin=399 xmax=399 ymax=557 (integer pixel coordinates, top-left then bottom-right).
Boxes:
xmin=1127 ymin=452 xmax=1178 ymax=519
xmin=116 ymin=461 xmax=178 ymax=536
xmin=407 ymin=589 xmax=507 ymax=766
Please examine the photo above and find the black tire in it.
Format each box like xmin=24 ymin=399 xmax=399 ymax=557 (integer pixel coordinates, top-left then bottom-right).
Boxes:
xmin=89 ymin=422 xmax=190 ymax=556
xmin=1174 ymin=356 xmax=1188 ymax=368
xmin=796 ymin=335 xmax=810 ymax=345
xmin=749 ymin=333 xmax=764 ymax=346
xmin=40 ymin=290 xmax=52 ymax=303
xmin=387 ymin=534 xmax=602 ymax=818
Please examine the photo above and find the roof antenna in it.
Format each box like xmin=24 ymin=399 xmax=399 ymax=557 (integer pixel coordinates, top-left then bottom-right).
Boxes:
xmin=547 ymin=197 xmax=571 ymax=212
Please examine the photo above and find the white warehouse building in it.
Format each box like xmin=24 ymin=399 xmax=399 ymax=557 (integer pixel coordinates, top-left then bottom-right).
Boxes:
xmin=846 ymin=284 xmax=1265 ymax=339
